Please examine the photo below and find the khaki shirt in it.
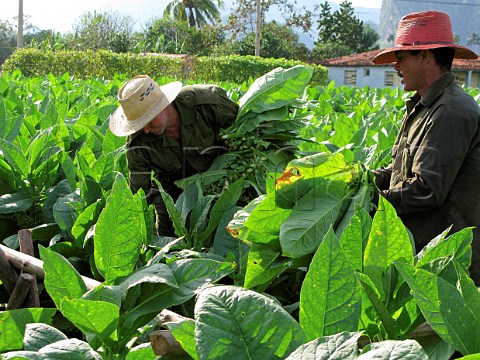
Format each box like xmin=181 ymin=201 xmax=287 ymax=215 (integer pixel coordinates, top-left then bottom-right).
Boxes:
xmin=126 ymin=84 xmax=239 ymax=234
xmin=376 ymin=73 xmax=480 ymax=282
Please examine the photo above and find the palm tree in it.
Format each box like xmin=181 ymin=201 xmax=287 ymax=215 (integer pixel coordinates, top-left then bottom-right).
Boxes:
xmin=163 ymin=0 xmax=223 ymax=28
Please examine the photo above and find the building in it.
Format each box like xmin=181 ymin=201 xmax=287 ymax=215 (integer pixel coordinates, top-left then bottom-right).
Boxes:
xmin=319 ymin=50 xmax=480 ymax=89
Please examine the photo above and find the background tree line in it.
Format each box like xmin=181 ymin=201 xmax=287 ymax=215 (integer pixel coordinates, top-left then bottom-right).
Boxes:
xmin=0 ymin=0 xmax=381 ymax=66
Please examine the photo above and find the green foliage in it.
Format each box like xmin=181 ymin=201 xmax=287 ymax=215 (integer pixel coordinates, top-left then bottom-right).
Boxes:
xmin=0 ymin=20 xmax=16 ymax=65
xmin=1 ymin=71 xmax=480 ymax=358
xmin=0 ymin=308 xmax=57 ymax=353
xmin=142 ymin=18 xmax=226 ymax=55
xmin=163 ymin=0 xmax=223 ymax=28
xmin=1 ymin=49 xmax=328 ymax=86
xmin=68 ymin=10 xmax=135 ymax=52
xmin=12 ymin=235 xmax=233 ymax=357
xmin=313 ymin=0 xmax=379 ymax=59
xmin=300 ymin=228 xmax=362 ymax=340
xmin=193 ymin=285 xmax=306 ymax=359
xmin=1 ymin=49 xmax=186 ymax=80
xmin=191 ymin=55 xmax=328 ymax=85
xmin=217 ymin=21 xmax=311 ymax=62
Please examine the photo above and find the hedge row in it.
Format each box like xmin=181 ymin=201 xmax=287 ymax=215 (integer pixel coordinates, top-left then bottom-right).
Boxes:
xmin=0 ymin=49 xmax=329 ymax=86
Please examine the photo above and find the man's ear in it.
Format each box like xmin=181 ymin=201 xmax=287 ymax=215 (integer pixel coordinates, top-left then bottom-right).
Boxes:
xmin=421 ymin=50 xmax=433 ymax=63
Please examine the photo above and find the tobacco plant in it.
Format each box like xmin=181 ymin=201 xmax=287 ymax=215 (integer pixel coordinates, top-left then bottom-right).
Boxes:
xmin=2 ymin=70 xmax=480 ymax=359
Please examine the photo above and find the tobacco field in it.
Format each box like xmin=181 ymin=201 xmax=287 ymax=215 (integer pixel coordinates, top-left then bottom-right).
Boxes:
xmin=1 ymin=66 xmax=480 ymax=359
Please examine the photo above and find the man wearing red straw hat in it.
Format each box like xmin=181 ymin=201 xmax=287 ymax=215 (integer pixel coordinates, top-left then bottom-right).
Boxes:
xmin=373 ymin=11 xmax=480 ymax=285
xmin=109 ymin=76 xmax=239 ymax=236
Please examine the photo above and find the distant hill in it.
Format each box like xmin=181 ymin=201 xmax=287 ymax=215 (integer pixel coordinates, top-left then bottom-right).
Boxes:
xmin=379 ymin=0 xmax=480 ymax=53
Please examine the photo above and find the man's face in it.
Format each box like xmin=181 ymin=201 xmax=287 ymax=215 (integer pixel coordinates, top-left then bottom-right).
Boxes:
xmin=143 ymin=109 xmax=169 ymax=136
xmin=394 ymin=50 xmax=425 ymax=92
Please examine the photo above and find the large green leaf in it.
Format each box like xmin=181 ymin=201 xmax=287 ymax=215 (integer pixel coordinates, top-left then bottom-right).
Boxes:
xmin=71 ymin=198 xmax=105 ymax=248
xmin=30 ymin=146 xmax=62 ymax=191
xmin=231 ymin=106 xmax=289 ymax=136
xmin=0 ymin=192 xmax=34 ymax=214
xmin=245 ymin=192 xmax=292 ymax=242
xmin=42 ymin=179 xmax=72 ymax=222
xmin=284 ymin=152 xmax=354 ymax=182
xmin=116 ymin=263 xmax=177 ymax=294
xmin=125 ymin=343 xmax=157 ymax=360
xmin=285 ymin=332 xmax=362 ymax=359
xmin=0 ymin=96 xmax=5 ymax=137
xmin=280 ymin=179 xmax=353 ymax=258
xmin=197 ymin=178 xmax=245 ymax=244
xmin=61 ymin=298 xmax=119 ymax=345
xmin=236 ymin=65 xmax=313 ymax=119
xmin=395 ymin=262 xmax=480 ymax=354
xmin=26 ymin=131 xmax=59 ymax=169
xmin=416 ymin=336 xmax=455 ymax=360
xmin=339 ymin=207 xmax=372 ymax=272
xmin=0 ymin=138 xmax=30 ymax=178
xmin=356 ymin=272 xmax=398 ymax=339
xmin=455 ymin=263 xmax=480 ymax=326
xmin=0 ymin=103 xmax=23 ymax=142
xmin=358 ymin=339 xmax=428 ymax=359
xmin=364 ymin=196 xmax=413 ymax=300
xmin=60 ymin=151 xmax=76 ymax=190
xmin=175 ymin=182 xmax=201 ymax=223
xmin=335 ymin=170 xmax=374 ymax=238
xmin=168 ymin=319 xmax=198 ymax=360
xmin=299 ymin=227 xmax=361 ymax=340
xmin=123 ymin=259 xmax=234 ymax=329
xmin=195 ymin=285 xmax=306 ymax=360
xmin=244 ymin=243 xmax=290 ymax=289
xmin=189 ymin=195 xmax=215 ymax=242
xmin=228 ymin=195 xmax=284 ymax=246
xmin=0 ymin=308 xmax=57 ymax=352
xmin=39 ymin=245 xmax=87 ymax=309
xmin=94 ymin=173 xmax=144 ymax=284
xmin=37 ymin=338 xmax=102 ymax=359
xmin=154 ymin=178 xmax=190 ymax=244
xmin=92 ymin=153 xmax=115 ymax=189
xmin=416 ymin=227 xmax=473 ymax=273
xmin=23 ymin=323 xmax=68 ymax=351
xmin=52 ymin=192 xmax=83 ymax=232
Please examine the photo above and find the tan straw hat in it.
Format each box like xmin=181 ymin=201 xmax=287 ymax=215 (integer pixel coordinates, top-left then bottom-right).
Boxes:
xmin=373 ymin=10 xmax=478 ymax=64
xmin=109 ymin=75 xmax=182 ymax=136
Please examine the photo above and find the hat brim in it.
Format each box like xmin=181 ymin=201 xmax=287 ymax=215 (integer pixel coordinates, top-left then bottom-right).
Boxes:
xmin=373 ymin=44 xmax=478 ymax=64
xmin=109 ymin=81 xmax=183 ymax=137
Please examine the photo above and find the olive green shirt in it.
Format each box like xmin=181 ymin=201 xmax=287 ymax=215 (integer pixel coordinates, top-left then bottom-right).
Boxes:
xmin=126 ymin=84 xmax=239 ymax=234
xmin=375 ymin=73 xmax=480 ymax=283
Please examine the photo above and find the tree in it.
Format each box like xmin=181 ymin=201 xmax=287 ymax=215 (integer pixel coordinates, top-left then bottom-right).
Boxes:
xmin=313 ymin=0 xmax=379 ymax=58
xmin=0 ymin=16 xmax=52 ymax=64
xmin=216 ymin=20 xmax=310 ymax=61
xmin=0 ymin=20 xmax=16 ymax=65
xmin=68 ymin=10 xmax=135 ymax=52
xmin=467 ymin=32 xmax=480 ymax=54
xmin=227 ymin=0 xmax=313 ymax=38
xmin=163 ymin=0 xmax=223 ymax=28
xmin=142 ymin=18 xmax=225 ymax=55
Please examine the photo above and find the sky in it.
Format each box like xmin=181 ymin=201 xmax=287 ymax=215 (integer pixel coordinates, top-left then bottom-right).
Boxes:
xmin=1 ymin=0 xmax=382 ymax=34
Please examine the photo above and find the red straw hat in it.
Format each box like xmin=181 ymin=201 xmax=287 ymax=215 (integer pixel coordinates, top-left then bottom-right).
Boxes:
xmin=373 ymin=10 xmax=477 ymax=64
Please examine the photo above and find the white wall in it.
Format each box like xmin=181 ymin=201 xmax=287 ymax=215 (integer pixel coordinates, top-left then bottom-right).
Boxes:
xmin=326 ymin=66 xmax=400 ymax=88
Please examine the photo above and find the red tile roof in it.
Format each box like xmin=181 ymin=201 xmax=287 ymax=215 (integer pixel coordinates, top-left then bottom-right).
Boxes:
xmin=317 ymin=49 xmax=480 ymax=70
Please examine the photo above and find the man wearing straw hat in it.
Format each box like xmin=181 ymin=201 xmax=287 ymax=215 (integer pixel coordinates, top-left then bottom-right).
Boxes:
xmin=373 ymin=10 xmax=480 ymax=284
xmin=109 ymin=76 xmax=239 ymax=236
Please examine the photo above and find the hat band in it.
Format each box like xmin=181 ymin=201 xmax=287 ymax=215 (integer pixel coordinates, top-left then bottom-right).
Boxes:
xmin=399 ymin=41 xmax=455 ymax=46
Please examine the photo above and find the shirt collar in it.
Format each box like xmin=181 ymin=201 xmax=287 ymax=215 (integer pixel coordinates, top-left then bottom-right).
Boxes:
xmin=419 ymin=73 xmax=455 ymax=108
